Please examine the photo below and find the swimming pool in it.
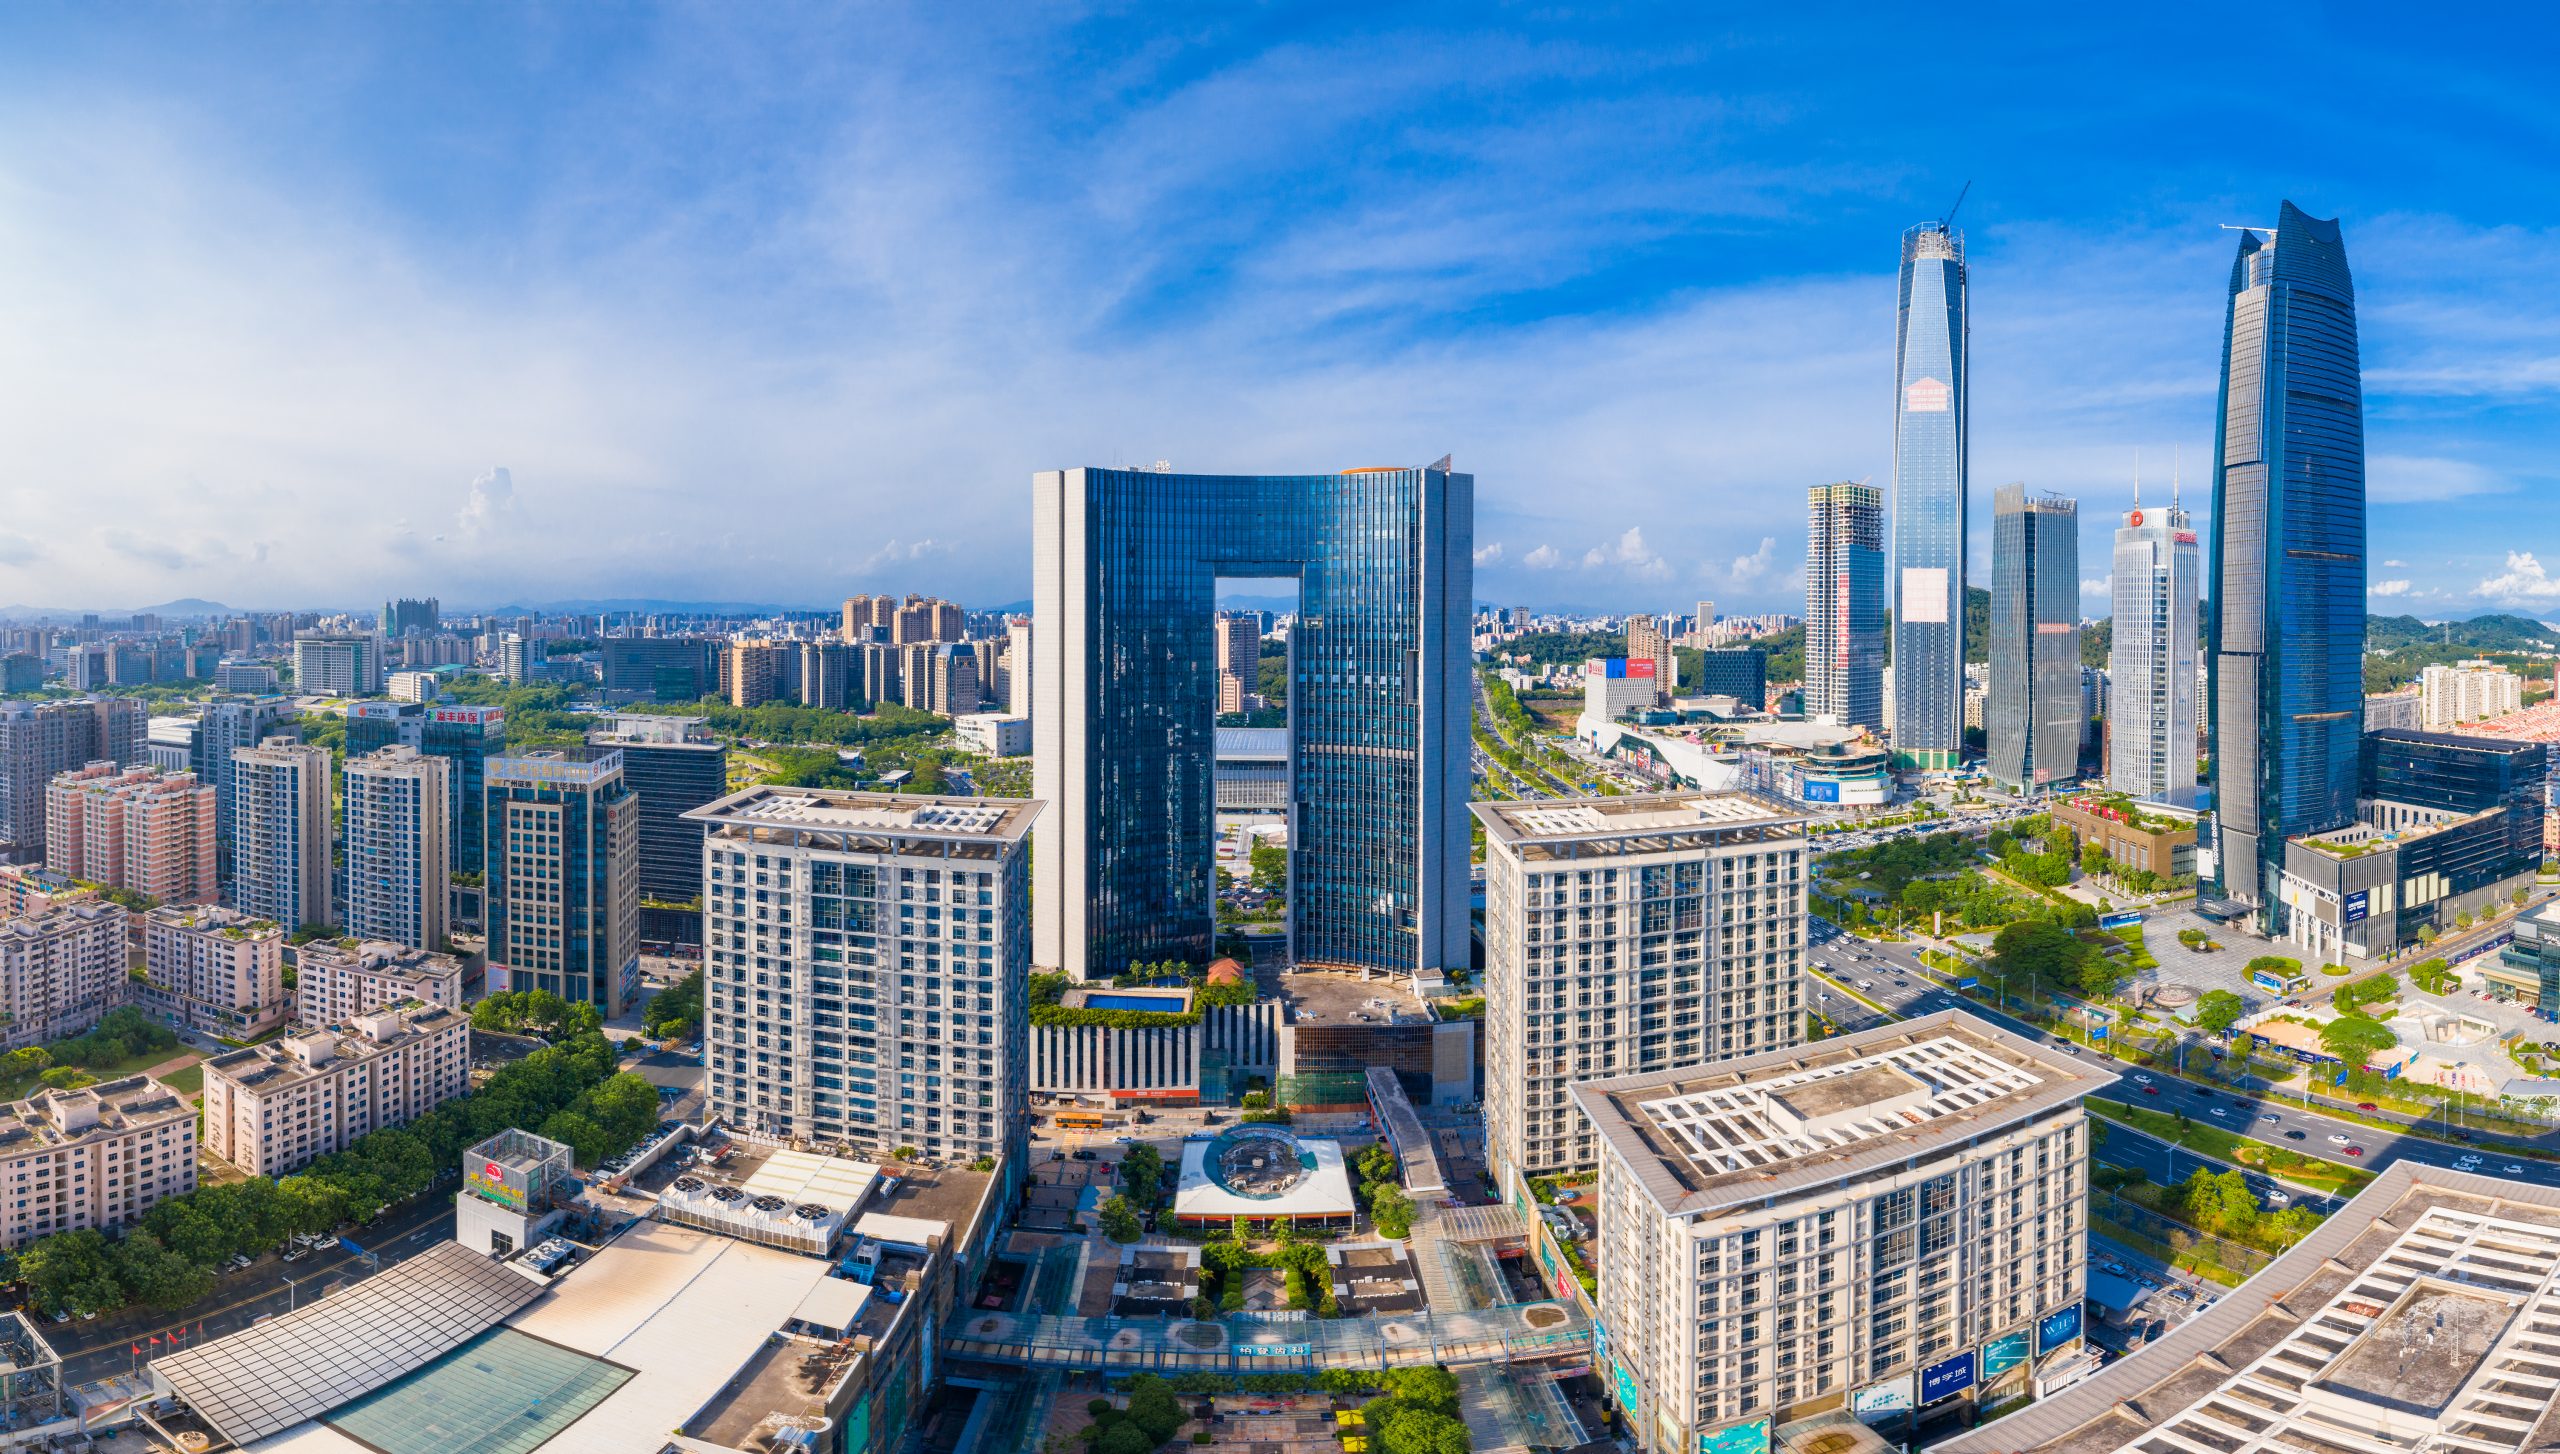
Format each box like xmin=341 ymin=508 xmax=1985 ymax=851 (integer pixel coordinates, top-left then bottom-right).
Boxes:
xmin=1082 ymin=994 xmax=1184 ymax=1013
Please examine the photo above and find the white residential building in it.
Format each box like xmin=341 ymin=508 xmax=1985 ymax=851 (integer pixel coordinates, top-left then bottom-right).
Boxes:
xmin=0 ymin=902 xmax=129 ymax=1051
xmin=290 ymin=633 xmax=384 ymax=697
xmin=291 ymin=939 xmax=467 ymax=1028
xmin=200 ymin=1003 xmax=471 ymax=1176
xmin=687 ymin=786 xmax=1041 ymax=1164
xmin=1473 ymin=791 xmax=1808 ymax=1196
xmin=1575 ymin=1013 xmax=2095 ymax=1451
xmin=0 ymin=1078 xmax=198 ymax=1250
xmin=141 ymin=904 xmax=288 ymax=1038
xmin=342 ymin=746 xmax=451 ymax=951
xmin=2421 ymin=659 xmax=2524 ymax=732
xmin=230 ymin=738 xmax=333 ymax=932
xmin=387 ymin=670 xmax=441 ymax=703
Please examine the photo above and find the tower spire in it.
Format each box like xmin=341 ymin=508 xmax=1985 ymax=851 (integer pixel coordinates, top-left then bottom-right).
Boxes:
xmin=2172 ymin=444 xmax=2182 ymax=509
xmin=2133 ymin=448 xmax=2142 ymax=509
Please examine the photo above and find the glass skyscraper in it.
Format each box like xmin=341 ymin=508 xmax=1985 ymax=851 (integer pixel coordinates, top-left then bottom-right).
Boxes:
xmin=1987 ymin=486 xmax=2082 ymax=793
xmin=1805 ymin=482 xmax=1885 ymax=732
xmin=2106 ymin=491 xmax=2201 ymax=803
xmin=1891 ymin=221 xmax=1968 ymax=771
xmin=2207 ymin=203 xmax=2365 ymax=934
xmin=1031 ymin=463 xmax=1473 ymax=981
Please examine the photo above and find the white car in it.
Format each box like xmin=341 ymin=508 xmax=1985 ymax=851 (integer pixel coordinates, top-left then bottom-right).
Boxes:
xmin=2328 ymin=1134 xmax=2351 ymax=1145
xmin=2508 ymin=1163 xmax=2528 ymax=1174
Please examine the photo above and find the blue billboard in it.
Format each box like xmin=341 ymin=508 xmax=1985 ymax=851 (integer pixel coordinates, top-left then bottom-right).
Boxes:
xmin=1699 ymin=1418 xmax=1771 ymax=1454
xmin=2097 ymin=910 xmax=2144 ymax=931
xmin=1920 ymin=1351 xmax=1976 ymax=1403
xmin=2343 ymin=890 xmax=2369 ymax=924
xmin=2036 ymin=1303 xmax=2083 ymax=1354
xmin=1803 ymin=779 xmax=1841 ymax=803
xmin=2251 ymin=970 xmax=2292 ymax=993
xmin=1981 ymin=1330 xmax=2029 ymax=1380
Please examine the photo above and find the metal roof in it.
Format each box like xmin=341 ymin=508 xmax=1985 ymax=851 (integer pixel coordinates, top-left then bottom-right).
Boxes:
xmin=154 ymin=1241 xmax=545 ymax=1446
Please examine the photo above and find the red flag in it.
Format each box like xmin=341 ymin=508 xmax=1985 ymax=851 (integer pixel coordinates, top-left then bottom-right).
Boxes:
xmin=170 ymin=1326 xmax=183 ymax=1343
xmin=195 ymin=1321 xmax=204 ymax=1336
xmin=148 ymin=1335 xmax=160 ymax=1345
xmin=129 ymin=1344 xmax=140 ymax=1356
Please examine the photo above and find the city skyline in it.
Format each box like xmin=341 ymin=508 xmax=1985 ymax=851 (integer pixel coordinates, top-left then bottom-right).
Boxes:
xmin=2 ymin=11 xmax=2554 ymax=616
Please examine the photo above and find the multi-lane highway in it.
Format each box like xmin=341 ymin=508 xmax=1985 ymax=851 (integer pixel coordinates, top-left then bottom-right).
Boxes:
xmin=1803 ymin=918 xmax=2560 ymax=1197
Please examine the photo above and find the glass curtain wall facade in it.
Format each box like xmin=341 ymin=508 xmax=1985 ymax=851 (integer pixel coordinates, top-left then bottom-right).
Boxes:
xmin=1031 ymin=464 xmax=1473 ymax=981
xmin=1804 ymin=483 xmax=1885 ymax=732
xmin=1892 ymin=223 xmax=1968 ymax=770
xmin=2105 ymin=498 xmax=2201 ymax=802
xmin=1987 ymin=486 xmax=2082 ymax=793
xmin=2207 ymin=203 xmax=2365 ymax=934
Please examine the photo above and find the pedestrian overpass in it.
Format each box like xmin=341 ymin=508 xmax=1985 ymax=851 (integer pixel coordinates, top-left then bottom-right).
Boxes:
xmin=940 ymin=1296 xmax=1590 ymax=1374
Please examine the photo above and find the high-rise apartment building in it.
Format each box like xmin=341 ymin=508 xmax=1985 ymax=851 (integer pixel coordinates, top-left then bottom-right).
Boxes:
xmin=291 ymin=632 xmax=384 ymax=697
xmin=192 ymin=695 xmax=290 ymax=868
xmin=0 ymin=698 xmax=145 ymax=861
xmin=2208 ymin=203 xmax=2366 ymax=935
xmin=930 ymin=643 xmax=981 ymax=717
xmin=796 ymin=639 xmax=850 ymax=710
xmin=0 ymin=901 xmax=128 ymax=1049
xmin=585 ymin=715 xmax=726 ymax=903
xmin=1689 ymin=600 xmax=1716 ymax=648
xmin=688 ymin=786 xmax=1039 ymax=1164
xmin=0 ymin=1078 xmax=197 ymax=1250
xmin=1805 ymin=483 xmax=1885 ymax=732
xmin=342 ymin=747 xmax=451 ymax=951
xmin=351 ymin=702 xmax=507 ymax=878
xmin=497 ymin=633 xmax=532 ymax=684
xmin=1005 ymin=616 xmax=1034 ymax=721
xmin=1576 ymin=1012 xmax=2093 ymax=1451
xmin=379 ymin=598 xmax=440 ymax=637
xmin=291 ymin=939 xmax=467 ymax=1027
xmin=230 ymin=738 xmax=333 ymax=931
xmin=1214 ymin=611 xmax=1261 ymax=715
xmin=726 ymin=640 xmax=787 ymax=708
xmin=1474 ymin=792 xmax=1807 ymax=1199
xmin=485 ymin=748 xmax=640 ymax=1016
xmin=1893 ymin=219 xmax=1969 ymax=771
xmin=139 ymin=904 xmax=287 ymax=1038
xmin=200 ymin=1004 xmax=470 ymax=1176
xmin=888 ymin=596 xmax=965 ymax=645
xmin=2420 ymin=661 xmax=2524 ymax=732
xmin=43 ymin=762 xmax=218 ymax=905
xmin=1625 ymin=615 xmax=1676 ymax=706
xmin=1988 ymin=486 xmax=2082 ymax=793
xmin=2106 ymin=491 xmax=2201 ymax=802
xmin=1031 ymin=462 xmax=1472 ymax=980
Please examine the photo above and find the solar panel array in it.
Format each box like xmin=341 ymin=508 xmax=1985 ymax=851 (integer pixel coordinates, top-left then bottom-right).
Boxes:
xmin=156 ymin=1241 xmax=547 ymax=1446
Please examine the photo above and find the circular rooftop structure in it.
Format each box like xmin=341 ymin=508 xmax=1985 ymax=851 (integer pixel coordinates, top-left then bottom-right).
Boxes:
xmin=1205 ymin=1127 xmax=1317 ymax=1201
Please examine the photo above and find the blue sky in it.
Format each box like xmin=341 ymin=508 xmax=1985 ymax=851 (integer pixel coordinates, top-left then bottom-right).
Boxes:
xmin=1 ymin=5 xmax=2556 ymax=617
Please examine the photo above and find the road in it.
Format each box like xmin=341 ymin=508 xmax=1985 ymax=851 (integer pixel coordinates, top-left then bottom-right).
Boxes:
xmin=47 ymin=1189 xmax=459 ymax=1387
xmin=1803 ymin=918 xmax=2560 ymax=1194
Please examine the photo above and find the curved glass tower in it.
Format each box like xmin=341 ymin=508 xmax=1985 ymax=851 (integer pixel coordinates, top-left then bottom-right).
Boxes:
xmin=2207 ymin=202 xmax=2365 ymax=935
xmin=1892 ymin=221 xmax=1968 ymax=770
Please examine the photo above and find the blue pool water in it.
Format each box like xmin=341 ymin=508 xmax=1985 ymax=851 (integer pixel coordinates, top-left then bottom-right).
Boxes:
xmin=1084 ymin=994 xmax=1183 ymax=1012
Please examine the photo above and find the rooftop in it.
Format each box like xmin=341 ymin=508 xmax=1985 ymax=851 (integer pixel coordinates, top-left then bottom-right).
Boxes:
xmin=294 ymin=939 xmax=466 ymax=981
xmin=1935 ymin=1161 xmax=2560 ymax=1454
xmin=0 ymin=1075 xmax=193 ymax=1153
xmin=206 ymin=1004 xmax=467 ymax=1097
xmin=1472 ymin=789 xmax=1807 ymax=848
xmin=684 ymin=783 xmax=1043 ymax=844
xmin=145 ymin=904 xmax=282 ymax=939
xmin=1273 ymin=967 xmax=1431 ymax=1024
xmin=1571 ymin=1010 xmax=2098 ymax=1218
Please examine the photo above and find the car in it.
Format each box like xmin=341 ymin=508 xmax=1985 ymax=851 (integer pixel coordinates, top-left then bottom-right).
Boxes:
xmin=2266 ymin=1191 xmax=2291 ymax=1206
xmin=2329 ymin=1133 xmax=2351 ymax=1144
xmin=2191 ymin=1086 xmax=2211 ymax=1098
xmin=2346 ymin=1146 xmax=2365 ymax=1156
xmin=2285 ymin=1130 xmax=2306 ymax=1140
xmin=2357 ymin=1102 xmax=2377 ymax=1112
xmin=2509 ymin=1163 xmax=2528 ymax=1174
xmin=2262 ymin=1113 xmax=2280 ymax=1123
xmin=2142 ymin=1086 xmax=2159 ymax=1097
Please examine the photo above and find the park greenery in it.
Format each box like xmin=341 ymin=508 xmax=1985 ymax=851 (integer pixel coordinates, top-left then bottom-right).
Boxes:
xmin=2332 ymin=971 xmax=2398 ymax=1015
xmin=2177 ymin=927 xmax=2220 ymax=952
xmin=470 ymin=988 xmax=606 ymax=1040
xmin=2195 ymin=990 xmax=2244 ymax=1035
xmin=1356 ymin=1141 xmax=1416 ymax=1238
xmin=1090 ymin=1368 xmax=1471 ymax=1454
xmin=1987 ymin=920 xmax=2129 ymax=1000
xmin=15 ymin=1029 xmax=653 ymax=1316
xmin=1027 ymin=970 xmax=1251 ymax=1028
xmin=2408 ymin=957 xmax=2460 ymax=995
xmin=0 ymin=1008 xmax=183 ymax=1098
xmin=2319 ymin=1013 xmax=2399 ymax=1065
xmin=2245 ymin=954 xmax=2304 ymax=982
xmin=643 ymin=970 xmax=704 ymax=1041
xmin=2109 ymin=1165 xmax=2327 ymax=1255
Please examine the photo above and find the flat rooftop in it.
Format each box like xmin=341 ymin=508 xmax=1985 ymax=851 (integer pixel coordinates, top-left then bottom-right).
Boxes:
xmin=1275 ymin=967 xmax=1432 ymax=1023
xmin=684 ymin=784 xmax=1042 ymax=843
xmin=1935 ymin=1161 xmax=2560 ymax=1454
xmin=1471 ymin=789 xmax=1806 ymax=847
xmin=1572 ymin=1010 xmax=2098 ymax=1218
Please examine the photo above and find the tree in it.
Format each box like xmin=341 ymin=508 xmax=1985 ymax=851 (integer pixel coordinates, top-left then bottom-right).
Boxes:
xmin=1098 ymin=1195 xmax=1142 ymax=1244
xmin=20 ymin=1229 xmax=122 ymax=1316
xmin=1374 ymin=1408 xmax=1472 ymax=1454
xmin=1119 ymin=1143 xmax=1166 ymax=1208
xmin=1249 ymin=839 xmax=1287 ymax=894
xmin=1096 ymin=1423 xmax=1155 ymax=1454
xmin=115 ymin=1232 xmax=216 ymax=1309
xmin=1125 ymin=1375 xmax=1187 ymax=1444
xmin=644 ymin=970 xmax=704 ymax=1039
xmin=2195 ymin=990 xmax=2245 ymax=1036
xmin=1369 ymin=1183 xmax=1415 ymax=1239
xmin=2320 ymin=1015 xmax=2398 ymax=1065
xmin=538 ymin=1110 xmax=615 ymax=1167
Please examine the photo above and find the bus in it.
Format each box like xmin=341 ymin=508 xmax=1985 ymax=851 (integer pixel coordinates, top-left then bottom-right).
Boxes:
xmin=1055 ymin=1113 xmax=1114 ymax=1131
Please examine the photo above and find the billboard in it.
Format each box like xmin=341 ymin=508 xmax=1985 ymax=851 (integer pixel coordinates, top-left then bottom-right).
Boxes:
xmin=1920 ymin=1351 xmax=1977 ymax=1403
xmin=1849 ymin=1376 xmax=1912 ymax=1423
xmin=1906 ymin=376 xmax=1951 ymax=413
xmin=1587 ymin=658 xmax=1656 ymax=679
xmin=1699 ymin=1419 xmax=1771 ymax=1454
xmin=1982 ymin=1330 xmax=2030 ymax=1380
xmin=2097 ymin=910 xmax=2144 ymax=931
xmin=1803 ymin=780 xmax=1842 ymax=803
xmin=2344 ymin=890 xmax=2369 ymax=924
xmin=465 ymin=1156 xmax=529 ymax=1211
xmin=2036 ymin=1302 xmax=2084 ymax=1354
xmin=2251 ymin=970 xmax=2292 ymax=993
xmin=1610 ymin=1355 xmax=1641 ymax=1417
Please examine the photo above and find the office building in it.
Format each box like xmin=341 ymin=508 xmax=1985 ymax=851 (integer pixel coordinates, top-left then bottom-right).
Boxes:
xmin=42 ymin=761 xmax=218 ymax=905
xmin=2050 ymin=794 xmax=2200 ymax=883
xmin=0 ymin=901 xmax=129 ymax=1050
xmin=192 ymin=695 xmax=290 ymax=862
xmin=600 ymin=637 xmax=718 ymax=701
xmin=1214 ymin=611 xmax=1261 ymax=715
xmin=1031 ymin=462 xmax=1472 ymax=981
xmin=0 ymin=698 xmax=145 ymax=861
xmin=145 ymin=716 xmax=196 ymax=773
xmin=1576 ymin=1013 xmax=2094 ymax=1451
xmin=1805 ymin=482 xmax=1885 ymax=732
xmin=211 ymin=660 xmax=277 ymax=694
xmin=0 ymin=655 xmax=41 ymax=693
xmin=2365 ymin=687 xmax=2422 ymax=733
xmin=1892 ymin=219 xmax=1969 ymax=770
xmin=1933 ymin=1162 xmax=2560 ymax=1454
xmin=1688 ymin=600 xmax=1717 ymax=648
xmin=485 ymin=748 xmax=640 ymax=1016
xmin=1585 ymin=658 xmax=1661 ymax=721
xmin=291 ymin=939 xmax=467 ymax=1028
xmin=726 ymin=639 xmax=788 ymax=708
xmin=689 ymin=786 xmax=1041 ymax=1163
xmin=497 ymin=633 xmax=532 ymax=684
xmin=1988 ymin=486 xmax=2082 ymax=793
xmin=342 ymin=747 xmax=451 ymax=951
xmin=1005 ymin=616 xmax=1033 ymax=721
xmin=1691 ymin=648 xmax=1769 ymax=709
xmin=200 ymin=1004 xmax=470 ymax=1176
xmin=386 ymin=670 xmax=440 ymax=703
xmin=291 ymin=633 xmax=383 ymax=697
xmin=2208 ymin=203 xmax=2366 ymax=935
xmin=230 ymin=738 xmax=333 ymax=932
xmin=0 ymin=1078 xmax=197 ymax=1251
xmin=585 ymin=715 xmax=727 ymax=903
xmin=1626 ymin=614 xmax=1676 ymax=706
xmin=1474 ymin=792 xmax=1808 ymax=1198
xmin=2106 ymin=491 xmax=2201 ymax=801
xmin=955 ymin=713 xmax=1031 ymax=758
xmin=139 ymin=904 xmax=288 ymax=1038
xmin=379 ymin=598 xmax=440 ymax=637
xmin=2421 ymin=660 xmax=2524 ymax=732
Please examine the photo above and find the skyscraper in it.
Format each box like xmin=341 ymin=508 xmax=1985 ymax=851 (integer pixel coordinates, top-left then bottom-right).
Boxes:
xmin=0 ymin=697 xmax=146 ymax=860
xmin=2107 ymin=483 xmax=2201 ymax=802
xmin=230 ymin=737 xmax=333 ymax=931
xmin=191 ymin=695 xmax=290 ymax=869
xmin=1032 ymin=462 xmax=1472 ymax=981
xmin=484 ymin=747 xmax=640 ymax=1016
xmin=1988 ymin=485 xmax=2082 ymax=793
xmin=1625 ymin=614 xmax=1675 ymax=705
xmin=2207 ymin=203 xmax=2365 ymax=934
xmin=1804 ymin=482 xmax=1885 ymax=732
xmin=343 ymin=746 xmax=451 ymax=950
xmin=1214 ymin=611 xmax=1260 ymax=715
xmin=585 ymin=714 xmax=726 ymax=903
xmin=1892 ymin=219 xmax=1968 ymax=771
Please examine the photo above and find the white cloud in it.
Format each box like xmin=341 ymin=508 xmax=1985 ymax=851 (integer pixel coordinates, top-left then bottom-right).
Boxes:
xmin=1727 ymin=537 xmax=1779 ymax=585
xmin=2382 ymin=559 xmax=2408 ymax=568
xmin=2478 ymin=552 xmax=2560 ymax=602
xmin=1522 ymin=544 xmax=1562 ymax=570
xmin=854 ymin=538 xmax=947 ymax=574
xmin=1472 ymin=542 xmax=1504 ymax=566
xmin=457 ymin=467 xmax=517 ymax=541
xmin=0 ymin=535 xmax=43 ymax=566
xmin=2081 ymin=577 xmax=2109 ymax=598
xmin=2370 ymin=579 xmax=2413 ymax=597
xmin=2366 ymin=454 xmax=2506 ymax=504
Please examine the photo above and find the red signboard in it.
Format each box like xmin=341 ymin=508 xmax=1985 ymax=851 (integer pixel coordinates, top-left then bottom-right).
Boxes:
xmin=433 ymin=706 xmax=504 ymax=725
xmin=2129 ymin=510 xmax=2144 ymax=527
xmin=1626 ymin=659 xmax=1655 ymax=678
